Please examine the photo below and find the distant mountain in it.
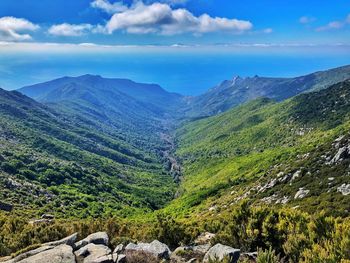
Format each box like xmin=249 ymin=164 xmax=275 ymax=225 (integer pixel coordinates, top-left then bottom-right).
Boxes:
xmin=18 ymin=74 xmax=184 ymax=114
xmin=186 ymin=64 xmax=350 ymax=117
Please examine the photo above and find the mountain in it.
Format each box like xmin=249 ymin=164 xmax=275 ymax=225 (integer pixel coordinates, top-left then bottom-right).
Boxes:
xmin=186 ymin=64 xmax=350 ymax=117
xmin=0 ymin=87 xmax=176 ymax=218
xmin=18 ymin=74 xmax=183 ymax=114
xmin=170 ymin=79 xmax=350 ymax=218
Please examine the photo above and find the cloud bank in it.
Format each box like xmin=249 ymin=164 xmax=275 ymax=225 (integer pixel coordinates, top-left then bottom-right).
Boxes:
xmin=0 ymin=16 xmax=39 ymax=41
xmin=99 ymin=1 xmax=253 ymax=35
xmin=48 ymin=23 xmax=94 ymax=36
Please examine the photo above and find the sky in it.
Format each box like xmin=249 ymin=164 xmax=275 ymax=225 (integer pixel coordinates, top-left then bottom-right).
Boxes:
xmin=0 ymin=0 xmax=349 ymax=94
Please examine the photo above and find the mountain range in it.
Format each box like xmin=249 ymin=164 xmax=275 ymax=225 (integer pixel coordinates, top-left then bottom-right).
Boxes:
xmin=1 ymin=64 xmax=350 ymax=261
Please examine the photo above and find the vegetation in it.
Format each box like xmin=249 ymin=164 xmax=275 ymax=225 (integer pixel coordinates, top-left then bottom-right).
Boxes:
xmin=1 ymin=74 xmax=350 ymax=262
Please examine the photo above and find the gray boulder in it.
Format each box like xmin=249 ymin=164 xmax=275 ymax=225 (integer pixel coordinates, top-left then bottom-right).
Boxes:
xmin=43 ymin=233 xmax=78 ymax=247
xmin=203 ymin=244 xmax=240 ymax=263
xmin=74 ymin=243 xmax=112 ymax=263
xmin=113 ymin=244 xmax=124 ymax=254
xmin=9 ymin=245 xmax=75 ymax=263
xmin=4 ymin=246 xmax=54 ymax=263
xmin=75 ymin=232 xmax=109 ymax=250
xmin=125 ymin=240 xmax=171 ymax=259
xmin=115 ymin=254 xmax=126 ymax=263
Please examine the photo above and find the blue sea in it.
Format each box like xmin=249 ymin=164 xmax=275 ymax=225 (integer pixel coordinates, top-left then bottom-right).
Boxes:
xmin=1 ymin=45 xmax=350 ymax=95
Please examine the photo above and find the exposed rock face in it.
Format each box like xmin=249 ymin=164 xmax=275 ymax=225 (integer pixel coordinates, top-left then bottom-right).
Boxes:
xmin=7 ymin=245 xmax=75 ymax=263
xmin=329 ymin=145 xmax=350 ymax=164
xmin=75 ymin=232 xmax=109 ymax=250
xmin=125 ymin=240 xmax=171 ymax=260
xmin=203 ymin=244 xmax=240 ymax=263
xmin=43 ymin=233 xmax=77 ymax=247
xmin=75 ymin=243 xmax=112 ymax=263
xmin=337 ymin=184 xmax=350 ymax=195
xmin=294 ymin=188 xmax=310 ymax=199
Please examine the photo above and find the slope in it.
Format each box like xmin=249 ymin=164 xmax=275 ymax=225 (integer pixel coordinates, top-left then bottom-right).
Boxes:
xmin=186 ymin=64 xmax=350 ymax=117
xmin=0 ymin=88 xmax=176 ymax=218
xmin=169 ymin=79 xmax=350 ymax=219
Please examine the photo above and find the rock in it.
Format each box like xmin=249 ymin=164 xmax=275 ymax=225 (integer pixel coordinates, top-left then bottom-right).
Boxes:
xmin=116 ymin=254 xmax=126 ymax=263
xmin=41 ymin=214 xmax=54 ymax=220
xmin=294 ymin=188 xmax=310 ymax=199
xmin=113 ymin=244 xmax=124 ymax=254
xmin=42 ymin=233 xmax=78 ymax=247
xmin=192 ymin=244 xmax=211 ymax=254
xmin=125 ymin=240 xmax=171 ymax=259
xmin=4 ymin=246 xmax=54 ymax=263
xmin=337 ymin=184 xmax=350 ymax=195
xmin=28 ymin=219 xmax=53 ymax=226
xmin=7 ymin=245 xmax=75 ymax=263
xmin=186 ymin=259 xmax=197 ymax=263
xmin=203 ymin=244 xmax=240 ymax=263
xmin=194 ymin=232 xmax=216 ymax=245
xmin=330 ymin=145 xmax=350 ymax=164
xmin=75 ymin=232 xmax=109 ymax=250
xmin=75 ymin=243 xmax=112 ymax=263
xmin=240 ymin=252 xmax=258 ymax=261
xmin=208 ymin=206 xmax=217 ymax=212
xmin=291 ymin=170 xmax=302 ymax=182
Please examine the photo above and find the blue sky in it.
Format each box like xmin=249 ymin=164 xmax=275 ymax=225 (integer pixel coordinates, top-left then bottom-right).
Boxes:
xmin=0 ymin=0 xmax=349 ymax=94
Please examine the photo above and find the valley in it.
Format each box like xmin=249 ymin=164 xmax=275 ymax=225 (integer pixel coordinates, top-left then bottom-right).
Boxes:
xmin=1 ymin=65 xmax=350 ymax=262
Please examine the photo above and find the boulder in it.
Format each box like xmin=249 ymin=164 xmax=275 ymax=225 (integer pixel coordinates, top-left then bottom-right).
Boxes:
xmin=8 ymin=245 xmax=75 ymax=263
xmin=75 ymin=232 xmax=109 ymax=250
xmin=294 ymin=188 xmax=310 ymax=199
xmin=43 ymin=233 xmax=78 ymax=247
xmin=74 ymin=243 xmax=112 ymax=263
xmin=4 ymin=246 xmax=54 ymax=263
xmin=337 ymin=184 xmax=350 ymax=195
xmin=203 ymin=244 xmax=240 ymax=263
xmin=125 ymin=240 xmax=171 ymax=259
xmin=41 ymin=214 xmax=55 ymax=220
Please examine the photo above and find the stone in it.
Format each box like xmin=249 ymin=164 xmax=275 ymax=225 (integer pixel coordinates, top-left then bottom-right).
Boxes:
xmin=41 ymin=214 xmax=54 ymax=220
xmin=330 ymin=145 xmax=350 ymax=164
xmin=203 ymin=244 xmax=240 ymax=263
xmin=113 ymin=244 xmax=124 ymax=254
xmin=125 ymin=240 xmax=171 ymax=259
xmin=42 ymin=233 xmax=78 ymax=247
xmin=186 ymin=259 xmax=197 ymax=263
xmin=7 ymin=245 xmax=75 ymax=263
xmin=337 ymin=184 xmax=350 ymax=195
xmin=294 ymin=188 xmax=310 ymax=199
xmin=192 ymin=244 xmax=211 ymax=254
xmin=194 ymin=232 xmax=216 ymax=245
xmin=4 ymin=246 xmax=54 ymax=263
xmin=75 ymin=232 xmax=109 ymax=250
xmin=74 ymin=243 xmax=112 ymax=263
xmin=116 ymin=254 xmax=126 ymax=263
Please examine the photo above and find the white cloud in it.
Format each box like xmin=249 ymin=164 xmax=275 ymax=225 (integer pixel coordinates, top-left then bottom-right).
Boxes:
xmin=316 ymin=13 xmax=350 ymax=31
xmin=263 ymin=28 xmax=273 ymax=34
xmin=91 ymin=0 xmax=128 ymax=14
xmin=0 ymin=16 xmax=39 ymax=41
xmin=48 ymin=23 xmax=94 ymax=36
xmin=299 ymin=16 xmax=316 ymax=24
xmin=106 ymin=2 xmax=252 ymax=35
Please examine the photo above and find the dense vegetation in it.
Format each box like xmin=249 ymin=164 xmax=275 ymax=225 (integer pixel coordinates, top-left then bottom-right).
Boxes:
xmin=1 ymin=70 xmax=350 ymax=261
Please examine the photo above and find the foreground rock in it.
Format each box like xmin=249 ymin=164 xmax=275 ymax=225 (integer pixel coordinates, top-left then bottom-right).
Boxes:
xmin=75 ymin=232 xmax=109 ymax=250
xmin=203 ymin=244 xmax=240 ymax=263
xmin=7 ymin=245 xmax=75 ymax=263
xmin=125 ymin=240 xmax=171 ymax=260
xmin=75 ymin=243 xmax=112 ymax=263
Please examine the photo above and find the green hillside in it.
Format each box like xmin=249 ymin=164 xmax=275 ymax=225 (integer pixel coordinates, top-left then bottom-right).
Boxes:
xmin=170 ymin=79 xmax=350 ymax=218
xmin=0 ymin=88 xmax=176 ymax=218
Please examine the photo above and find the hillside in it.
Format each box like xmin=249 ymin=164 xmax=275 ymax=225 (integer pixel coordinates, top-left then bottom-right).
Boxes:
xmin=171 ymin=79 xmax=350 ymax=218
xmin=186 ymin=64 xmax=350 ymax=117
xmin=0 ymin=88 xmax=176 ymax=218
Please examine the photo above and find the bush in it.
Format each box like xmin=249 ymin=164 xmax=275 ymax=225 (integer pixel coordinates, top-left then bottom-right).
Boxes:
xmin=257 ymin=248 xmax=280 ymax=263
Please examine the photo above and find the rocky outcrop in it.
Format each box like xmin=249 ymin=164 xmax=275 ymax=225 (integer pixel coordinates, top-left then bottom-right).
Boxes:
xmin=125 ymin=240 xmax=171 ymax=260
xmin=75 ymin=243 xmax=112 ymax=263
xmin=75 ymin=232 xmax=109 ymax=250
xmin=4 ymin=232 xmax=248 ymax=263
xmin=294 ymin=188 xmax=310 ymax=199
xmin=6 ymin=245 xmax=75 ymax=263
xmin=337 ymin=184 xmax=350 ymax=195
xmin=203 ymin=244 xmax=240 ymax=263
